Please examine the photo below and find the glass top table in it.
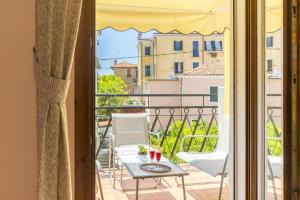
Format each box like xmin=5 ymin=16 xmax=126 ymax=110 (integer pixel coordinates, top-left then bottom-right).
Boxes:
xmin=119 ymin=153 xmax=189 ymax=200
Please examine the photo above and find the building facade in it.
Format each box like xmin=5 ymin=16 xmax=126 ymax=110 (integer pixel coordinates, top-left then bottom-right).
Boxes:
xmin=137 ymin=30 xmax=282 ymax=93
xmin=137 ymin=39 xmax=155 ymax=93
xmin=138 ymin=33 xmax=224 ymax=82
xmin=112 ymin=61 xmax=138 ymax=94
xmin=265 ymin=30 xmax=282 ymax=77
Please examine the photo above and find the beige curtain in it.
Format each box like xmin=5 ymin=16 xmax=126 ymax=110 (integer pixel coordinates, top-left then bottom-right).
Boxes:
xmin=35 ymin=0 xmax=82 ymax=200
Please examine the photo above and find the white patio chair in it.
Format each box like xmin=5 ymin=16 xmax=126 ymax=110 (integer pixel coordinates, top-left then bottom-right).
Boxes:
xmin=109 ymin=113 xmax=150 ymax=189
xmin=176 ymin=128 xmax=229 ymax=200
xmin=176 ymin=87 xmax=229 ymax=200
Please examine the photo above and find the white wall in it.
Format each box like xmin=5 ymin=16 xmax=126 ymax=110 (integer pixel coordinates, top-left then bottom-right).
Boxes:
xmin=0 ymin=1 xmax=75 ymax=200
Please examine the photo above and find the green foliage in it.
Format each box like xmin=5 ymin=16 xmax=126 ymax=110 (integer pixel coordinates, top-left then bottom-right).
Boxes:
xmin=151 ymin=120 xmax=281 ymax=163
xmin=266 ymin=122 xmax=282 ymax=156
xmin=96 ymin=75 xmax=128 ymax=115
xmin=151 ymin=120 xmax=218 ymax=163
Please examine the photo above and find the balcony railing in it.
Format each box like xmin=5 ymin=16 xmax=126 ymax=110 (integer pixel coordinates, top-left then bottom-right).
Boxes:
xmin=95 ymin=93 xmax=282 ymax=164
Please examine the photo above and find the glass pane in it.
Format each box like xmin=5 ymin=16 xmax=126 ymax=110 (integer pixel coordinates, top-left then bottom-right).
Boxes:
xmin=264 ymin=0 xmax=283 ymax=199
xmin=95 ymin=1 xmax=233 ymax=199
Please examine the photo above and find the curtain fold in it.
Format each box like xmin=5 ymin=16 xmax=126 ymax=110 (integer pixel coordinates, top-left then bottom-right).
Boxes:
xmin=35 ymin=0 xmax=82 ymax=200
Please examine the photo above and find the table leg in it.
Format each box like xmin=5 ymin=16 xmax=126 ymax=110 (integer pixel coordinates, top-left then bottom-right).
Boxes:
xmin=136 ymin=178 xmax=139 ymax=200
xmin=181 ymin=176 xmax=186 ymax=200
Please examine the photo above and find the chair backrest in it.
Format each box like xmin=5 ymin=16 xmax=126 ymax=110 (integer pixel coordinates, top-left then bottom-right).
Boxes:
xmin=215 ymin=87 xmax=230 ymax=153
xmin=112 ymin=113 xmax=149 ymax=146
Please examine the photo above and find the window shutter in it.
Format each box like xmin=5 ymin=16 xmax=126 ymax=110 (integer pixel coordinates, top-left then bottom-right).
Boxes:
xmin=180 ymin=62 xmax=184 ymax=73
xmin=145 ymin=47 xmax=151 ymax=56
xmin=193 ymin=62 xmax=199 ymax=68
xmin=266 ymin=36 xmax=273 ymax=47
xmin=174 ymin=62 xmax=178 ymax=73
xmin=211 ymin=41 xmax=216 ymax=51
xmin=193 ymin=41 xmax=199 ymax=57
xmin=210 ymin=86 xmax=218 ymax=102
xmin=267 ymin=60 xmax=273 ymax=72
xmin=270 ymin=37 xmax=273 ymax=47
xmin=173 ymin=41 xmax=176 ymax=51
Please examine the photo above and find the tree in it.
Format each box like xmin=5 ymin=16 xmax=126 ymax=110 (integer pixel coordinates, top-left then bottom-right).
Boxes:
xmin=96 ymin=75 xmax=128 ymax=115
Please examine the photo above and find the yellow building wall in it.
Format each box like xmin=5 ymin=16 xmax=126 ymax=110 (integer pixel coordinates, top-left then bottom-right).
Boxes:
xmin=154 ymin=33 xmax=224 ymax=79
xmin=265 ymin=30 xmax=282 ymax=75
xmin=154 ymin=34 xmax=203 ymax=79
xmin=138 ymin=39 xmax=154 ymax=92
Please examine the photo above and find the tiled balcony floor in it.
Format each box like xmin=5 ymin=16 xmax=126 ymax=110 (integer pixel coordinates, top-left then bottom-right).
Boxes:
xmin=96 ymin=164 xmax=281 ymax=200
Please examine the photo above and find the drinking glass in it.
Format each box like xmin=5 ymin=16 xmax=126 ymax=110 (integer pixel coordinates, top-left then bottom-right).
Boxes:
xmin=155 ymin=150 xmax=162 ymax=167
xmin=149 ymin=149 xmax=155 ymax=163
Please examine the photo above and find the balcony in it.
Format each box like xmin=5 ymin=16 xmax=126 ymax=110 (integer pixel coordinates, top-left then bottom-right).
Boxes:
xmin=95 ymin=93 xmax=282 ymax=200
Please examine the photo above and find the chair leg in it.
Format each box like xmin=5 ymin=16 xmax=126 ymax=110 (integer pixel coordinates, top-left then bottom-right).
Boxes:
xmin=113 ymin=151 xmax=116 ymax=189
xmin=218 ymin=154 xmax=229 ymax=200
xmin=120 ymin=162 xmax=124 ymax=190
xmin=96 ymin=170 xmax=105 ymax=200
xmin=218 ymin=174 xmax=226 ymax=200
xmin=267 ymin=158 xmax=277 ymax=200
xmin=108 ymin=148 xmax=111 ymax=176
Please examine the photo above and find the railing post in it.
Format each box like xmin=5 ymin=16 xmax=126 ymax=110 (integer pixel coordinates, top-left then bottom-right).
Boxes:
xmin=199 ymin=108 xmax=217 ymax=152
xmin=170 ymin=108 xmax=189 ymax=159
xmin=186 ymin=108 xmax=204 ymax=152
xmin=159 ymin=108 xmax=175 ymax=147
xmin=151 ymin=108 xmax=160 ymax=131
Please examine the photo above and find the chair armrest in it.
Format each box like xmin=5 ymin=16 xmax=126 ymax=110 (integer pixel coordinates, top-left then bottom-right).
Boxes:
xmin=149 ymin=131 xmax=164 ymax=146
xmin=180 ymin=134 xmax=219 ymax=152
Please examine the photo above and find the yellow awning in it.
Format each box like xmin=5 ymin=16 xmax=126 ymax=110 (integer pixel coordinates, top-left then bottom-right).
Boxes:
xmin=96 ymin=0 xmax=282 ymax=34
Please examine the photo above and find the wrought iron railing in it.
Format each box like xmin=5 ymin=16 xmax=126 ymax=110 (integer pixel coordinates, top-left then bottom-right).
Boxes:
xmin=266 ymin=94 xmax=282 ymax=156
xmin=95 ymin=93 xmax=283 ymax=160
xmin=95 ymin=94 xmax=218 ymax=160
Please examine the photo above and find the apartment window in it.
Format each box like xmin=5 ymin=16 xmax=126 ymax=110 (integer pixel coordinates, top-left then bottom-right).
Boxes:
xmin=192 ymin=41 xmax=199 ymax=57
xmin=145 ymin=46 xmax=151 ymax=56
xmin=205 ymin=41 xmax=223 ymax=51
xmin=210 ymin=86 xmax=218 ymax=102
xmin=174 ymin=62 xmax=184 ymax=74
xmin=266 ymin=36 xmax=273 ymax=47
xmin=174 ymin=41 xmax=183 ymax=51
xmin=126 ymin=69 xmax=132 ymax=77
xmin=211 ymin=41 xmax=216 ymax=51
xmin=193 ymin=62 xmax=199 ymax=69
xmin=267 ymin=59 xmax=273 ymax=72
xmin=144 ymin=65 xmax=152 ymax=76
xmin=219 ymin=41 xmax=223 ymax=50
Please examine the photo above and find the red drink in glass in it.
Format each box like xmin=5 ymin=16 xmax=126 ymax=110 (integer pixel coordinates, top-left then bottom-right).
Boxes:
xmin=149 ymin=150 xmax=155 ymax=160
xmin=155 ymin=151 xmax=162 ymax=162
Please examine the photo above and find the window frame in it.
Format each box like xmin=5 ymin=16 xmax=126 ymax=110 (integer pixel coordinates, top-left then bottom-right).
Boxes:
xmin=174 ymin=62 xmax=184 ymax=74
xmin=209 ymin=85 xmax=218 ymax=102
xmin=192 ymin=62 xmax=199 ymax=69
xmin=266 ymin=36 xmax=273 ymax=48
xmin=126 ymin=68 xmax=132 ymax=77
xmin=144 ymin=65 xmax=152 ymax=76
xmin=144 ymin=46 xmax=151 ymax=56
xmin=174 ymin=40 xmax=183 ymax=51
xmin=192 ymin=41 xmax=199 ymax=57
xmin=267 ymin=59 xmax=273 ymax=72
xmin=74 ymin=0 xmax=297 ymax=200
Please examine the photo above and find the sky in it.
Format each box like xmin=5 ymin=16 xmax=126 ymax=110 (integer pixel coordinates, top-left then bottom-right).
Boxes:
xmin=96 ymin=28 xmax=156 ymax=75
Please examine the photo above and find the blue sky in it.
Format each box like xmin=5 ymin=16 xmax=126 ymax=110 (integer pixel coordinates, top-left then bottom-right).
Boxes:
xmin=96 ymin=28 xmax=156 ymax=75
